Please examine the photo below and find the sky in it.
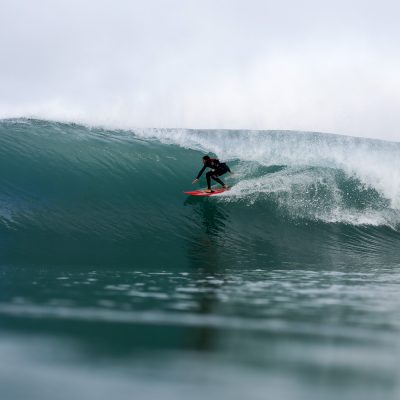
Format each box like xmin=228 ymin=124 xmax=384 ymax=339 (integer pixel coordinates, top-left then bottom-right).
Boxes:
xmin=0 ymin=0 xmax=399 ymax=141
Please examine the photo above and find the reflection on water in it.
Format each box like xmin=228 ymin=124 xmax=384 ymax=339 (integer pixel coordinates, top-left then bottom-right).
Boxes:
xmin=185 ymin=198 xmax=229 ymax=351
xmin=1 ymin=263 xmax=400 ymax=399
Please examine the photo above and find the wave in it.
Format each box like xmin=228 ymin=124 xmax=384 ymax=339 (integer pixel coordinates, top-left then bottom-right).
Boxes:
xmin=0 ymin=118 xmax=399 ymax=267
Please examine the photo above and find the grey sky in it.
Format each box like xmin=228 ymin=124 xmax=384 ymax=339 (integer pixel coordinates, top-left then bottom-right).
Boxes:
xmin=0 ymin=0 xmax=399 ymax=140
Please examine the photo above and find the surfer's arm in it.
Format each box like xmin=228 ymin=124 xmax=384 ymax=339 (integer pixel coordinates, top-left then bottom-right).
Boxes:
xmin=195 ymin=165 xmax=207 ymax=179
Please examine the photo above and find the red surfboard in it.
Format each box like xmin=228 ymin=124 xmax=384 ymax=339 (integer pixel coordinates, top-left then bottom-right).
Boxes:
xmin=184 ymin=187 xmax=229 ymax=197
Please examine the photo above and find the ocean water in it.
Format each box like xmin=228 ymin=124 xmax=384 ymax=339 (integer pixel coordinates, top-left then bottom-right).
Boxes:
xmin=1 ymin=119 xmax=400 ymax=400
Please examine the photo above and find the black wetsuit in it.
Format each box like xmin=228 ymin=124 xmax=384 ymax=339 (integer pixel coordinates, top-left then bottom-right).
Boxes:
xmin=196 ymin=158 xmax=231 ymax=189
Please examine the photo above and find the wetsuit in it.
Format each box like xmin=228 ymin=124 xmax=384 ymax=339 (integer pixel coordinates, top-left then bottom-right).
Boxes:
xmin=196 ymin=158 xmax=231 ymax=190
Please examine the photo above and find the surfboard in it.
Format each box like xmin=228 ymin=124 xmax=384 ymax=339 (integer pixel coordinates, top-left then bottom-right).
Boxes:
xmin=184 ymin=187 xmax=229 ymax=197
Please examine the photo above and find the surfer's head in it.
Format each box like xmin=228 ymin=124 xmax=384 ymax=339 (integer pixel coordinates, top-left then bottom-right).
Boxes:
xmin=202 ymin=155 xmax=210 ymax=164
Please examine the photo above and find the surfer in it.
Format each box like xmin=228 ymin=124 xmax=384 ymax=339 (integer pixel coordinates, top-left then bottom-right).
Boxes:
xmin=192 ymin=155 xmax=232 ymax=193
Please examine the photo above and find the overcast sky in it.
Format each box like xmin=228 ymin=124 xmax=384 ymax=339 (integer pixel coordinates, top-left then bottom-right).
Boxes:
xmin=0 ymin=0 xmax=399 ymax=141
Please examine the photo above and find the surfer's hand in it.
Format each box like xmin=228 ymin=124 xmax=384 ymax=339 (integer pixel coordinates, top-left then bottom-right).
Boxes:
xmin=192 ymin=178 xmax=199 ymax=184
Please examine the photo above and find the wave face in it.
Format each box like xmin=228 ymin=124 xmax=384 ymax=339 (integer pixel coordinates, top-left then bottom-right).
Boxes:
xmin=0 ymin=119 xmax=400 ymax=268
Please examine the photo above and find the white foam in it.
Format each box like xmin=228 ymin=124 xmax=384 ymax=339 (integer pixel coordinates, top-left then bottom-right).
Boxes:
xmin=216 ymin=165 xmax=399 ymax=226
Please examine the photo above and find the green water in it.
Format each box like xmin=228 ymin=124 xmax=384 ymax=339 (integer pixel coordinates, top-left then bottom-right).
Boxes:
xmin=1 ymin=264 xmax=400 ymax=400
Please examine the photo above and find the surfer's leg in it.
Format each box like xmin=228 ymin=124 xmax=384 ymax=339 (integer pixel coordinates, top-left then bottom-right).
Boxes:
xmin=206 ymin=171 xmax=213 ymax=189
xmin=212 ymin=175 xmax=225 ymax=187
xmin=212 ymin=167 xmax=229 ymax=187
